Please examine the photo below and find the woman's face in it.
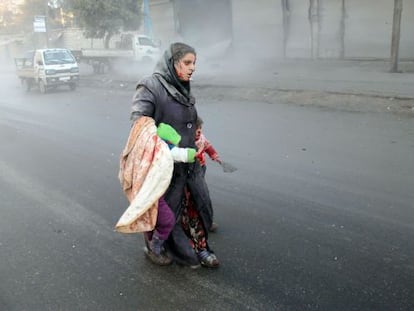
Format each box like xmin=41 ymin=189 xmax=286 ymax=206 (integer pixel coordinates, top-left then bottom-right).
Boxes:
xmin=174 ymin=53 xmax=196 ymax=82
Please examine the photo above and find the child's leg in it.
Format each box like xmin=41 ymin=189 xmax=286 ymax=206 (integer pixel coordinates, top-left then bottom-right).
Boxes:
xmin=144 ymin=197 xmax=175 ymax=265
xmin=145 ymin=197 xmax=175 ymax=241
xmin=154 ymin=197 xmax=175 ymax=240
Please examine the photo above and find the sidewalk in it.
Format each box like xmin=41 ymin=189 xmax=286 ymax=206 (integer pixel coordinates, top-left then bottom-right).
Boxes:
xmin=196 ymin=59 xmax=414 ymax=99
xmin=80 ymin=58 xmax=414 ymax=100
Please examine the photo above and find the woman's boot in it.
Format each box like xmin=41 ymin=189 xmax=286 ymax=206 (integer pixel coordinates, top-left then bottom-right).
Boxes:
xmin=197 ymin=249 xmax=219 ymax=268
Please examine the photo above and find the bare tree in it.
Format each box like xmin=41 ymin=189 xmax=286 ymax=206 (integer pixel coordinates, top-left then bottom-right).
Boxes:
xmin=390 ymin=0 xmax=403 ymax=72
xmin=339 ymin=0 xmax=346 ymax=59
xmin=308 ymin=0 xmax=319 ymax=59
xmin=281 ymin=0 xmax=290 ymax=59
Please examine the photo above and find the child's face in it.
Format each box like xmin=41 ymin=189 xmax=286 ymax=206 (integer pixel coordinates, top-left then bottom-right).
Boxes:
xmin=195 ymin=127 xmax=202 ymax=140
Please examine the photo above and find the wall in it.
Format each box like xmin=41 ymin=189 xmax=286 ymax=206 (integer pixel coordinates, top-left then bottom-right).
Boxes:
xmin=0 ymin=34 xmax=25 ymax=62
xmin=400 ymin=0 xmax=414 ymax=59
xmin=318 ymin=0 xmax=343 ymax=58
xmin=231 ymin=0 xmax=284 ymax=60
xmin=284 ymin=0 xmax=311 ymax=58
xmin=284 ymin=0 xmax=414 ymax=60
xmin=149 ymin=0 xmax=414 ymax=60
xmin=344 ymin=0 xmax=393 ymax=58
xmin=149 ymin=0 xmax=177 ymax=50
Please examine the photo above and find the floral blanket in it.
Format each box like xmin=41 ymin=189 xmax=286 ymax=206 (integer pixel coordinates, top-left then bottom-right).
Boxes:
xmin=115 ymin=116 xmax=173 ymax=233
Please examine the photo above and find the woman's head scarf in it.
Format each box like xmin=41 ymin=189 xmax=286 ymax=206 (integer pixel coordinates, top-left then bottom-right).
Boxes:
xmin=154 ymin=42 xmax=196 ymax=99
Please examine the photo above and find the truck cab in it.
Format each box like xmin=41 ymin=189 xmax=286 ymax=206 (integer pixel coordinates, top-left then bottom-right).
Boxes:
xmin=134 ymin=35 xmax=161 ymax=62
xmin=34 ymin=48 xmax=79 ymax=92
xmin=118 ymin=33 xmax=161 ymax=62
xmin=79 ymin=34 xmax=161 ymax=74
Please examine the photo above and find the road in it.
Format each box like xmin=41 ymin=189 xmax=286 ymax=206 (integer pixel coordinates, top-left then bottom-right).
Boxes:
xmin=0 ymin=69 xmax=413 ymax=311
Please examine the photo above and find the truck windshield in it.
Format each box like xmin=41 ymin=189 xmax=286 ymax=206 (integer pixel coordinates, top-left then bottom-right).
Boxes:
xmin=43 ymin=50 xmax=76 ymax=65
xmin=138 ymin=37 xmax=156 ymax=47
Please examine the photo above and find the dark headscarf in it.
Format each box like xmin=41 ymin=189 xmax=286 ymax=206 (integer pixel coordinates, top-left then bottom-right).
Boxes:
xmin=153 ymin=42 xmax=196 ymax=100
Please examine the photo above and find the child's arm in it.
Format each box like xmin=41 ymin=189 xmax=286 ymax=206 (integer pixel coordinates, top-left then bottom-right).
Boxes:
xmin=157 ymin=123 xmax=181 ymax=145
xmin=203 ymin=137 xmax=221 ymax=164
xmin=170 ymin=146 xmax=196 ymax=163
xmin=157 ymin=122 xmax=196 ymax=163
xmin=205 ymin=145 xmax=221 ymax=163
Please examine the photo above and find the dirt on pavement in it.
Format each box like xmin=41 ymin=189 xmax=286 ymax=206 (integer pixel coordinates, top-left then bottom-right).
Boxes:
xmin=193 ymin=85 xmax=414 ymax=117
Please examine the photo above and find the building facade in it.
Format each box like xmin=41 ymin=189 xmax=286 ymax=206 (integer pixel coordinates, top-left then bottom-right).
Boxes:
xmin=150 ymin=0 xmax=414 ymax=60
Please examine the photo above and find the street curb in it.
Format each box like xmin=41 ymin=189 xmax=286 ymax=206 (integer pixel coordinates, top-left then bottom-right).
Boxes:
xmin=80 ymin=75 xmax=414 ymax=100
xmin=194 ymin=83 xmax=414 ymax=101
xmin=79 ymin=76 xmax=414 ymax=115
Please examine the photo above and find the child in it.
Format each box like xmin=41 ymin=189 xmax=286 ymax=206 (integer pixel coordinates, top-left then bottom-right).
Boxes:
xmin=144 ymin=123 xmax=196 ymax=265
xmin=195 ymin=116 xmax=221 ymax=232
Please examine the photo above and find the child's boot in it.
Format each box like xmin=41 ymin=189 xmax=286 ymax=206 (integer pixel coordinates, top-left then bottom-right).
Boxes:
xmin=145 ymin=235 xmax=172 ymax=266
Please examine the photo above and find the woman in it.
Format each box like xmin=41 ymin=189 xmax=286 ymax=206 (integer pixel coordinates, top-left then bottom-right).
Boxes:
xmin=130 ymin=42 xmax=219 ymax=268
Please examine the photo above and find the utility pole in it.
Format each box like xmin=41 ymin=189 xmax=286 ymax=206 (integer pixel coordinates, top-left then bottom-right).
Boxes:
xmin=44 ymin=0 xmax=49 ymax=47
xmin=390 ymin=0 xmax=403 ymax=73
xmin=143 ymin=0 xmax=153 ymax=39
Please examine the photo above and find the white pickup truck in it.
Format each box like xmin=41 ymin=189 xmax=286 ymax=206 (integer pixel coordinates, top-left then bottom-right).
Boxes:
xmin=64 ymin=32 xmax=161 ymax=74
xmin=15 ymin=48 xmax=79 ymax=93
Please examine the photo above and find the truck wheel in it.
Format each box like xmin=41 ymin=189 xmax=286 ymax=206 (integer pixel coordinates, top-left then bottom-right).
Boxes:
xmin=98 ymin=62 xmax=105 ymax=74
xmin=69 ymin=83 xmax=77 ymax=91
xmin=92 ymin=63 xmax=100 ymax=74
xmin=21 ymin=79 xmax=31 ymax=92
xmin=39 ymin=80 xmax=47 ymax=94
xmin=142 ymin=56 xmax=152 ymax=63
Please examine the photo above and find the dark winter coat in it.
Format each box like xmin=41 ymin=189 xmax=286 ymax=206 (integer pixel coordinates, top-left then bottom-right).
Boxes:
xmin=130 ymin=48 xmax=213 ymax=265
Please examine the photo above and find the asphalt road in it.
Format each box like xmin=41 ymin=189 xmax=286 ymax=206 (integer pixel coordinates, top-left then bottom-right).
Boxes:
xmin=1 ymin=71 xmax=413 ymax=311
